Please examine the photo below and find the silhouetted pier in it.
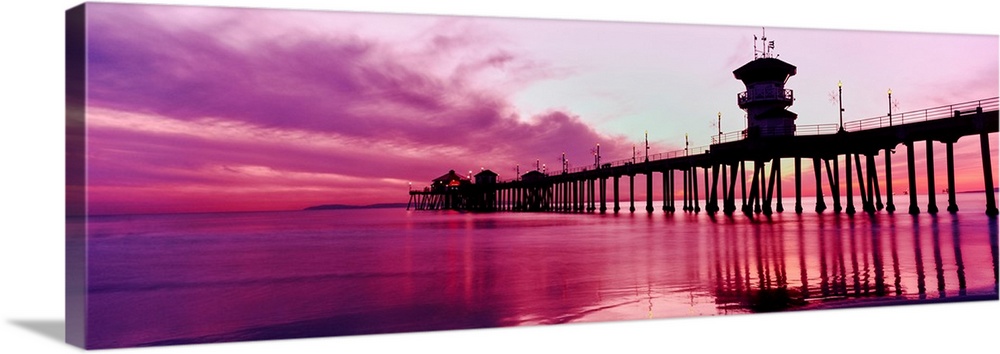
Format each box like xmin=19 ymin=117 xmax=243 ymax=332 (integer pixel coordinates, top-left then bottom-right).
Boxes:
xmin=409 ymin=41 xmax=999 ymax=216
xmin=410 ymin=98 xmax=998 ymax=216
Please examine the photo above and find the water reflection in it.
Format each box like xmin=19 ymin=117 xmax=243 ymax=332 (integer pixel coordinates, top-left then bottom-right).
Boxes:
xmin=952 ymin=215 xmax=966 ymax=295
xmin=84 ymin=196 xmax=999 ymax=348
xmin=706 ymin=210 xmax=997 ymax=312
xmin=992 ymin=218 xmax=999 ymax=287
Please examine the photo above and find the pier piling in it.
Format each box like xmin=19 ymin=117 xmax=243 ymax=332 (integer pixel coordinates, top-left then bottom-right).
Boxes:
xmin=980 ymin=130 xmax=999 ymax=216
xmin=629 ymin=174 xmax=636 ymax=213
xmin=826 ymin=159 xmax=840 ymax=213
xmin=925 ymin=141 xmax=939 ymax=214
xmin=869 ymin=154 xmax=883 ymax=211
xmin=794 ymin=157 xmax=803 ymax=214
xmin=661 ymin=171 xmax=668 ymax=212
xmin=854 ymin=153 xmax=871 ymax=213
xmin=776 ymin=159 xmax=784 ymax=213
xmin=741 ymin=161 xmax=748 ymax=213
xmin=726 ymin=163 xmax=739 ymax=214
xmin=885 ymin=148 xmax=896 ymax=213
xmin=846 ymin=154 xmax=855 ymax=214
xmin=946 ymin=142 xmax=958 ymax=213
xmin=614 ymin=176 xmax=621 ymax=213
xmin=907 ymin=141 xmax=920 ymax=215
xmin=813 ymin=158 xmax=827 ymax=213
xmin=693 ymin=167 xmax=701 ymax=212
xmin=646 ymin=172 xmax=655 ymax=213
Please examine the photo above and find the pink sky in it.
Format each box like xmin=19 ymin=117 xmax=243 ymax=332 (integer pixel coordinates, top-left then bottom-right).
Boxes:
xmin=79 ymin=3 xmax=998 ymax=215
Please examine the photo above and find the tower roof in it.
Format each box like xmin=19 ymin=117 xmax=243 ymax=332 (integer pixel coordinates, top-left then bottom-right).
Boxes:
xmin=432 ymin=170 xmax=468 ymax=183
xmin=521 ymin=170 xmax=545 ymax=181
xmin=475 ymin=169 xmax=498 ymax=177
xmin=733 ymin=58 xmax=797 ymax=84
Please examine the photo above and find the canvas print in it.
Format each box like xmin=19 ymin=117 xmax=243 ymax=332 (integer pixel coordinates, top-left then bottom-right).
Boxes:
xmin=66 ymin=2 xmax=999 ymax=349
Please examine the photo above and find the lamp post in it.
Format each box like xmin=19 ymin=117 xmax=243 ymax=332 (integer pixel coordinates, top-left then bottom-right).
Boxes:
xmin=838 ymin=80 xmax=844 ymax=131
xmin=596 ymin=143 xmax=601 ymax=167
xmin=717 ymin=112 xmax=722 ymax=141
xmin=644 ymin=131 xmax=649 ymax=162
xmin=888 ymin=88 xmax=893 ymax=126
xmin=685 ymin=133 xmax=689 ymax=155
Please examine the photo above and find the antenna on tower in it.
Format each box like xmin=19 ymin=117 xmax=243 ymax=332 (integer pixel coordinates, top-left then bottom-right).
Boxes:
xmin=761 ymin=27 xmax=767 ymax=57
xmin=754 ymin=27 xmax=777 ymax=59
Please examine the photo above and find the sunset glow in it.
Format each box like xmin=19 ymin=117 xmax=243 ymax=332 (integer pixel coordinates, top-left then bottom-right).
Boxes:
xmin=79 ymin=3 xmax=998 ymax=215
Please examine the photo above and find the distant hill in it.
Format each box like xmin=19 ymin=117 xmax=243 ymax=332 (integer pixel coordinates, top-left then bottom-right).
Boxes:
xmin=957 ymin=187 xmax=1000 ymax=194
xmin=303 ymin=203 xmax=408 ymax=211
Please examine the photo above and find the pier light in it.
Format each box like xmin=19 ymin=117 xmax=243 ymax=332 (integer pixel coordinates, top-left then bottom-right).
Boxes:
xmin=595 ymin=143 xmax=601 ymax=167
xmin=888 ymin=88 xmax=893 ymax=126
xmin=837 ymin=80 xmax=844 ymax=131
xmin=717 ymin=112 xmax=722 ymax=138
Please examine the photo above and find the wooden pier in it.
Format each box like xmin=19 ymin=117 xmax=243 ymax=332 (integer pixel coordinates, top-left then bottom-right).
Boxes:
xmin=410 ymin=98 xmax=999 ymax=216
xmin=410 ymin=48 xmax=998 ymax=216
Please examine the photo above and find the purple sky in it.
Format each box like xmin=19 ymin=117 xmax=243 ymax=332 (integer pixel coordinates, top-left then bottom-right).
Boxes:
xmin=81 ymin=3 xmax=999 ymax=214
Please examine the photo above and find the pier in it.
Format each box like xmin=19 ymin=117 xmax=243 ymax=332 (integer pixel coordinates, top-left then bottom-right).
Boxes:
xmin=409 ymin=97 xmax=999 ymax=216
xmin=409 ymin=40 xmax=999 ymax=216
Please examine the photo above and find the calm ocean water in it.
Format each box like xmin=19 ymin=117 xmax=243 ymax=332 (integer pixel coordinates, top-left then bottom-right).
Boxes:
xmin=79 ymin=194 xmax=998 ymax=348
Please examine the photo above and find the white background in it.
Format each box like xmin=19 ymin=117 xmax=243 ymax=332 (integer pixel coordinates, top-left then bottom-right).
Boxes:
xmin=1 ymin=1 xmax=998 ymax=353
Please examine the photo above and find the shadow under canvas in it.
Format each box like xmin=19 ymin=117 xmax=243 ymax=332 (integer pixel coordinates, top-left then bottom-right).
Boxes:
xmin=9 ymin=320 xmax=66 ymax=343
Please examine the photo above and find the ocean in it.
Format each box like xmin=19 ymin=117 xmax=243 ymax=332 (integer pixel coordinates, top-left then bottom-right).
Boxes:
xmin=78 ymin=193 xmax=998 ymax=348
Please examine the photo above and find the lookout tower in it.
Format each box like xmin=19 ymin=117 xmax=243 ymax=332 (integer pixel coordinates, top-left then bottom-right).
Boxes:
xmin=733 ymin=30 xmax=797 ymax=137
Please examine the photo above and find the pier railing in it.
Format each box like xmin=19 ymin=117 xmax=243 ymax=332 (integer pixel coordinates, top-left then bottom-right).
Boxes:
xmin=558 ymin=144 xmax=712 ymax=176
xmin=497 ymin=97 xmax=997 ymax=183
xmin=715 ymin=96 xmax=998 ymax=144
xmin=842 ymin=96 xmax=998 ymax=131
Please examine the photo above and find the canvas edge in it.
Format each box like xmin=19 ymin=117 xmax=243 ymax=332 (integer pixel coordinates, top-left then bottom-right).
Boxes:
xmin=54 ymin=2 xmax=1000 ymax=350
xmin=65 ymin=2 xmax=88 ymax=349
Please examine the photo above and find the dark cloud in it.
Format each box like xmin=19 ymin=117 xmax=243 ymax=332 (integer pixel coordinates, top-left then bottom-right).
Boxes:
xmin=83 ymin=5 xmax=634 ymax=213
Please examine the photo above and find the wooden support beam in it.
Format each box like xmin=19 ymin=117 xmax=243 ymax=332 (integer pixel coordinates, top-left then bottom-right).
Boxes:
xmin=907 ymin=141 xmax=920 ymax=215
xmin=946 ymin=142 xmax=958 ymax=213
xmin=885 ymin=148 xmax=896 ymax=213
xmin=814 ymin=158 xmax=827 ymax=213
xmin=794 ymin=157 xmax=803 ymax=214
xmin=926 ymin=140 xmax=939 ymax=214
xmin=854 ymin=153 xmax=871 ymax=213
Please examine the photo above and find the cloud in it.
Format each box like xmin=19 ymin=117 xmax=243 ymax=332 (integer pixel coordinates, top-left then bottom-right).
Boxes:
xmin=82 ymin=4 xmax=634 ymax=214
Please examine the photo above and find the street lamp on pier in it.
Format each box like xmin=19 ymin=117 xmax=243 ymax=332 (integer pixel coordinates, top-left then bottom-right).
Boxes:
xmin=838 ymin=80 xmax=844 ymax=132
xmin=717 ymin=112 xmax=722 ymax=140
xmin=888 ymin=88 xmax=893 ymax=126
xmin=596 ymin=143 xmax=601 ymax=167
xmin=644 ymin=131 xmax=649 ymax=162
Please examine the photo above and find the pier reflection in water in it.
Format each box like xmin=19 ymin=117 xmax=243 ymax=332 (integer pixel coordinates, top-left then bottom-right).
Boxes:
xmin=708 ymin=210 xmax=997 ymax=313
xmin=85 ymin=194 xmax=998 ymax=348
